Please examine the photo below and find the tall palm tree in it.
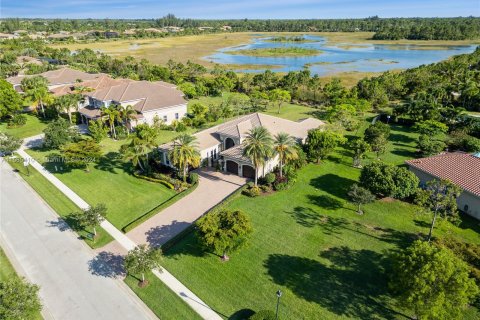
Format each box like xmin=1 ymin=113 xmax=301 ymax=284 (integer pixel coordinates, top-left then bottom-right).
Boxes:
xmin=121 ymin=137 xmax=150 ymax=172
xmin=101 ymin=105 xmax=121 ymax=139
xmin=119 ymin=105 xmax=137 ymax=135
xmin=54 ymin=94 xmax=79 ymax=124
xmin=273 ymin=132 xmax=298 ymax=179
xmin=21 ymin=76 xmax=52 ymax=118
xmin=242 ymin=126 xmax=273 ymax=186
xmin=168 ymin=134 xmax=201 ymax=182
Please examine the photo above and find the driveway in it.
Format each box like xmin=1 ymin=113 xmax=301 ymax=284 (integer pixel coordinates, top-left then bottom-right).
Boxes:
xmin=127 ymin=168 xmax=247 ymax=247
xmin=0 ymin=160 xmax=157 ymax=320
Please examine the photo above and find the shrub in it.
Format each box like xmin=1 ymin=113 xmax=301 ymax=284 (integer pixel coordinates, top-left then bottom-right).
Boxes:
xmin=246 ymin=181 xmax=255 ymax=189
xmin=133 ymin=172 xmax=175 ymax=189
xmin=274 ymin=181 xmax=288 ymax=191
xmin=115 ymin=126 xmax=128 ymax=140
xmin=243 ymin=186 xmax=260 ymax=197
xmin=7 ymin=114 xmax=27 ymax=127
xmin=249 ymin=310 xmax=276 ymax=320
xmin=260 ymin=185 xmax=272 ymax=193
xmin=188 ymin=172 xmax=199 ymax=184
xmin=175 ymin=122 xmax=188 ymax=132
xmin=264 ymin=172 xmax=276 ymax=185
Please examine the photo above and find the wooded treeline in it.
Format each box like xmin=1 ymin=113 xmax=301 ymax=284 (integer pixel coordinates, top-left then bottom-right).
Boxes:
xmin=1 ymin=16 xmax=479 ymax=40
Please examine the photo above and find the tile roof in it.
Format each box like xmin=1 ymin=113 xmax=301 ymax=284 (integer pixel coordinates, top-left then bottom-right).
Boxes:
xmin=88 ymin=80 xmax=186 ymax=112
xmin=7 ymin=67 xmax=103 ymax=86
xmin=405 ymin=152 xmax=480 ymax=197
xmin=220 ymin=145 xmax=252 ymax=163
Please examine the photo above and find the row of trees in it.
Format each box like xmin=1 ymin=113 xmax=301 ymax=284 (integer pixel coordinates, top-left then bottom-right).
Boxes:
xmin=2 ymin=16 xmax=479 ymax=40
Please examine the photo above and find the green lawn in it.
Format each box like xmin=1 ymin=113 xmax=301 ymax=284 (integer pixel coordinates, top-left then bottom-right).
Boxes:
xmin=0 ymin=114 xmax=49 ymax=139
xmin=25 ymin=140 xmax=177 ymax=231
xmin=6 ymin=156 xmax=113 ymax=248
xmin=159 ymin=124 xmax=480 ymax=319
xmin=0 ymin=247 xmax=43 ymax=319
xmin=124 ymin=272 xmax=202 ymax=320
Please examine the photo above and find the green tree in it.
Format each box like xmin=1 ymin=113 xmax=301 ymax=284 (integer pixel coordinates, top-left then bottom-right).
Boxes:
xmin=360 ymin=162 xmax=418 ymax=199
xmin=348 ymin=184 xmax=376 ymax=214
xmin=413 ymin=120 xmax=448 ymax=136
xmin=390 ymin=240 xmax=479 ymax=320
xmin=273 ymin=132 xmax=298 ymax=178
xmin=0 ymin=133 xmax=22 ymax=155
xmin=71 ymin=203 xmax=107 ymax=239
xmin=0 ymin=79 xmax=22 ymax=118
xmin=43 ymin=117 xmax=79 ymax=149
xmin=370 ymin=134 xmax=389 ymax=159
xmin=54 ymin=94 xmax=79 ymax=124
xmin=122 ymin=124 xmax=159 ymax=172
xmin=349 ymin=137 xmax=370 ymax=167
xmin=305 ymin=129 xmax=346 ymax=163
xmin=62 ymin=139 xmax=101 ymax=171
xmin=196 ymin=209 xmax=253 ymax=261
xmin=268 ymin=88 xmax=291 ymax=114
xmin=21 ymin=76 xmax=52 ymax=118
xmin=417 ymin=179 xmax=462 ymax=241
xmin=325 ymin=103 xmax=359 ymax=131
xmin=417 ymin=134 xmax=446 ymax=156
xmin=242 ymin=126 xmax=273 ymax=186
xmin=364 ymin=121 xmax=391 ymax=145
xmin=118 ymin=105 xmax=137 ymax=135
xmin=168 ymin=134 xmax=201 ymax=182
xmin=88 ymin=119 xmax=108 ymax=142
xmin=0 ymin=277 xmax=42 ymax=320
xmin=124 ymin=244 xmax=162 ymax=286
xmin=101 ymin=105 xmax=120 ymax=139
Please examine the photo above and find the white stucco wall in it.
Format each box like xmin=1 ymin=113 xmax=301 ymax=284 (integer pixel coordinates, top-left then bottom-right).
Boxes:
xmin=141 ymin=104 xmax=187 ymax=125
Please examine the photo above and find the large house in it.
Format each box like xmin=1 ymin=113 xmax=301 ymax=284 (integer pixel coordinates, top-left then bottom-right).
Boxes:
xmin=158 ymin=113 xmax=324 ymax=179
xmin=7 ymin=67 xmax=187 ymax=127
xmin=406 ymin=152 xmax=480 ymax=220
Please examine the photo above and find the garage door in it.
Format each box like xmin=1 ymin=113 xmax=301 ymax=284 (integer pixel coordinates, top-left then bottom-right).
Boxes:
xmin=226 ymin=160 xmax=239 ymax=175
xmin=242 ymin=165 xmax=255 ymax=179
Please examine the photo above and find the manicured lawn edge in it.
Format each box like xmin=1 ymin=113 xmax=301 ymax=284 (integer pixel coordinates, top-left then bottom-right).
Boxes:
xmin=122 ymin=181 xmax=199 ymax=233
xmin=124 ymin=271 xmax=202 ymax=320
xmin=5 ymin=155 xmax=113 ymax=248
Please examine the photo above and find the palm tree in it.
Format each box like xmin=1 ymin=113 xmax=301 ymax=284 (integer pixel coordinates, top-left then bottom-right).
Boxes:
xmin=21 ymin=76 xmax=52 ymax=118
xmin=273 ymin=132 xmax=298 ymax=179
xmin=101 ymin=105 xmax=121 ymax=139
xmin=54 ymin=94 xmax=79 ymax=124
xmin=242 ymin=126 xmax=273 ymax=186
xmin=168 ymin=134 xmax=201 ymax=182
xmin=121 ymin=137 xmax=149 ymax=172
xmin=119 ymin=105 xmax=137 ymax=135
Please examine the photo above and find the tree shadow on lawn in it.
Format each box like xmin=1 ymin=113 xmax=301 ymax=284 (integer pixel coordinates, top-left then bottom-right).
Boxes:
xmin=162 ymin=231 xmax=207 ymax=258
xmin=264 ymin=248 xmax=408 ymax=320
xmin=307 ymin=194 xmax=345 ymax=211
xmin=457 ymin=212 xmax=480 ymax=234
xmin=38 ymin=151 xmax=73 ymax=174
xmin=88 ymin=251 xmax=125 ymax=278
xmin=146 ymin=220 xmax=193 ymax=248
xmin=94 ymin=152 xmax=129 ymax=174
xmin=390 ymin=148 xmax=417 ymax=160
xmin=310 ymin=174 xmax=357 ymax=199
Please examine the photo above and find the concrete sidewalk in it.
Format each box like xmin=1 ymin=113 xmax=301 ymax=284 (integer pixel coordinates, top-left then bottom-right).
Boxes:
xmin=128 ymin=168 xmax=247 ymax=247
xmin=15 ymin=149 xmax=223 ymax=320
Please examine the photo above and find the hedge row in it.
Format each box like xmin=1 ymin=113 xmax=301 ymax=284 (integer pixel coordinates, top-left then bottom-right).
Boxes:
xmin=132 ymin=172 xmax=176 ymax=189
xmin=121 ymin=182 xmax=199 ymax=233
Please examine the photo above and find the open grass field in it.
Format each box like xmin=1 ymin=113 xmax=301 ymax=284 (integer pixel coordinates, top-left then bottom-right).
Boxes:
xmin=159 ymin=123 xmax=480 ymax=320
xmin=6 ymin=156 xmax=113 ymax=248
xmin=0 ymin=114 xmax=49 ymax=139
xmin=25 ymin=139 xmax=177 ymax=231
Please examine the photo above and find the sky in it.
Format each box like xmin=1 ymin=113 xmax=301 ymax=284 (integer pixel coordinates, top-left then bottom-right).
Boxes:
xmin=1 ymin=0 xmax=479 ymax=19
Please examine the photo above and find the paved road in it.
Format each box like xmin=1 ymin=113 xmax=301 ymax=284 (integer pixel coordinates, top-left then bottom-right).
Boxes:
xmin=127 ymin=168 xmax=247 ymax=247
xmin=0 ymin=160 xmax=157 ymax=320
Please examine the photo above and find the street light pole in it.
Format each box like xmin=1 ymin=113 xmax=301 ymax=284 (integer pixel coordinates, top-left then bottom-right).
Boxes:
xmin=275 ymin=290 xmax=282 ymax=320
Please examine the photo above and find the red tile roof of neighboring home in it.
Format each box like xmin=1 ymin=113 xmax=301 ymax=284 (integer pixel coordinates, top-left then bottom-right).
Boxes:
xmin=405 ymin=152 xmax=480 ymax=196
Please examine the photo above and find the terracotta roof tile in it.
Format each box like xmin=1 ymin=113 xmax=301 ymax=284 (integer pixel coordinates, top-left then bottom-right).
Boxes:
xmin=406 ymin=152 xmax=480 ymax=196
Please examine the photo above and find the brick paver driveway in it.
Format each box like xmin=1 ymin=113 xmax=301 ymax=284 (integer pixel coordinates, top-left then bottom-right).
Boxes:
xmin=127 ymin=168 xmax=247 ymax=247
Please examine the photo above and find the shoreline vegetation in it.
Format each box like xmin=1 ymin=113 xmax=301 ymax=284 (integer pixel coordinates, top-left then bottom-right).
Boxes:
xmin=266 ymin=35 xmax=315 ymax=43
xmin=227 ymin=47 xmax=323 ymax=57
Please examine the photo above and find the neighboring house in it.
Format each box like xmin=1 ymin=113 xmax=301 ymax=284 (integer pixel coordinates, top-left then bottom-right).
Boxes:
xmin=158 ymin=113 xmax=324 ymax=178
xmin=7 ymin=67 xmax=104 ymax=92
xmin=7 ymin=67 xmax=187 ymax=127
xmin=77 ymin=79 xmax=187 ymax=126
xmin=406 ymin=152 xmax=480 ymax=220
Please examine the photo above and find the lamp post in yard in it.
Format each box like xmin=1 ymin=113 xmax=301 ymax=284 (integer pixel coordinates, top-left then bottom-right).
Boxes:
xmin=275 ymin=289 xmax=282 ymax=320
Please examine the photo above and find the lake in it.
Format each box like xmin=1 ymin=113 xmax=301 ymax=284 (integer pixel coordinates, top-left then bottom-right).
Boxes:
xmin=204 ymin=35 xmax=477 ymax=75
